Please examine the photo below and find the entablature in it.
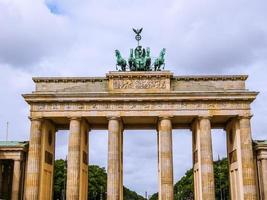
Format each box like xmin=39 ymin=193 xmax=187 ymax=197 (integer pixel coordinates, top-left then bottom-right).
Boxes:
xmin=30 ymin=71 xmax=250 ymax=93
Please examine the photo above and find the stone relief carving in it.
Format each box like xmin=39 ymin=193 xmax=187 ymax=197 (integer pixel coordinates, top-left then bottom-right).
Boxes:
xmin=32 ymin=101 xmax=250 ymax=112
xmin=113 ymin=79 xmax=166 ymax=89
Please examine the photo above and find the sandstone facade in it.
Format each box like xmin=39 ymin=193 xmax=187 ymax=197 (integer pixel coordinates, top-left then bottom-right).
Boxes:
xmin=22 ymin=71 xmax=261 ymax=200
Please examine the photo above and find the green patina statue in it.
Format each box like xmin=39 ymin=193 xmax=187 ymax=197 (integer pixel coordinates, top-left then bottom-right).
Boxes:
xmin=154 ymin=48 xmax=166 ymax=71
xmin=115 ymin=28 xmax=166 ymax=71
xmin=115 ymin=50 xmax=127 ymax=71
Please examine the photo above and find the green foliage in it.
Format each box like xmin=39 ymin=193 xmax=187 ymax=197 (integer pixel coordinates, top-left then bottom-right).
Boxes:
xmin=53 ymin=160 xmax=145 ymax=200
xmin=174 ymin=169 xmax=194 ymax=200
xmin=54 ymin=159 xmax=67 ymax=200
xmin=123 ymin=187 xmax=146 ymax=200
xmin=149 ymin=192 xmax=158 ymax=200
xmin=149 ymin=158 xmax=230 ymax=200
xmin=214 ymin=158 xmax=230 ymax=200
xmin=88 ymin=165 xmax=107 ymax=200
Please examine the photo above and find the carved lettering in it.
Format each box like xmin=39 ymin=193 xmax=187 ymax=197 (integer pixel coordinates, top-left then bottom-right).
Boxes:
xmin=31 ymin=101 xmax=250 ymax=112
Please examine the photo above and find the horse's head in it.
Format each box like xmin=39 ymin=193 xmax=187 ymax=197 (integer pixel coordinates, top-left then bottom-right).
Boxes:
xmin=161 ymin=48 xmax=166 ymax=56
xmin=115 ymin=50 xmax=120 ymax=57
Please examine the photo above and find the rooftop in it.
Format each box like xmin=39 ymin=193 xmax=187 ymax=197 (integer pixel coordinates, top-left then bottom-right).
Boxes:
xmin=0 ymin=141 xmax=28 ymax=148
xmin=254 ymin=140 xmax=267 ymax=145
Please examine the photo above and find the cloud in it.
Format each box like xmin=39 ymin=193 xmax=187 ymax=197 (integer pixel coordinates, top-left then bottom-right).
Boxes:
xmin=0 ymin=0 xmax=267 ymax=196
xmin=164 ymin=0 xmax=267 ymax=73
xmin=0 ymin=64 xmax=33 ymax=141
xmin=0 ymin=0 xmax=73 ymax=68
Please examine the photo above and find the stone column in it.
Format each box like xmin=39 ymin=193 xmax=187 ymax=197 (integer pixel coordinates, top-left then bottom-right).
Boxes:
xmin=39 ymin=120 xmax=56 ymax=200
xmin=0 ymin=161 xmax=2 ymax=196
xmin=12 ymin=160 xmax=21 ymax=200
xmin=25 ymin=117 xmax=42 ymax=200
xmin=79 ymin=120 xmax=90 ymax=200
xmin=192 ymin=116 xmax=215 ymax=200
xmin=239 ymin=116 xmax=257 ymax=199
xmin=260 ymin=159 xmax=267 ymax=199
xmin=107 ymin=117 xmax=123 ymax=200
xmin=66 ymin=118 xmax=82 ymax=200
xmin=226 ymin=116 xmax=257 ymax=200
xmin=158 ymin=116 xmax=173 ymax=200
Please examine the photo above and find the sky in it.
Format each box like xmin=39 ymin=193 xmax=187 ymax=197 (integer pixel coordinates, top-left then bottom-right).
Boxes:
xmin=0 ymin=0 xmax=267 ymax=196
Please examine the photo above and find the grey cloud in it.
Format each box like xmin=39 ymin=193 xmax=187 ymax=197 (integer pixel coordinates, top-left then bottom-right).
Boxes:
xmin=1 ymin=0 xmax=267 ymax=196
xmin=0 ymin=0 xmax=73 ymax=68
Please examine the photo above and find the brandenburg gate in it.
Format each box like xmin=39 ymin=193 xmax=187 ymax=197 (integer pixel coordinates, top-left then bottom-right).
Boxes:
xmin=22 ymin=29 xmax=261 ymax=200
xmin=23 ymin=70 xmax=259 ymax=200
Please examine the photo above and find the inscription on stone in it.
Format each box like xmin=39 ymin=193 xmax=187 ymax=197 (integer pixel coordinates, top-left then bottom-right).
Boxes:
xmin=32 ymin=101 xmax=250 ymax=112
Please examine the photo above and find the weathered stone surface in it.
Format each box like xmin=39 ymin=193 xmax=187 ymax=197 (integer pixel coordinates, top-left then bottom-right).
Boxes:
xmin=254 ymin=141 xmax=267 ymax=200
xmin=107 ymin=117 xmax=123 ymax=200
xmin=192 ymin=117 xmax=215 ymax=200
xmin=25 ymin=118 xmax=42 ymax=200
xmin=158 ymin=117 xmax=173 ymax=200
xmin=32 ymin=72 xmax=248 ymax=93
xmin=67 ymin=118 xmax=82 ymax=200
xmin=22 ymin=71 xmax=260 ymax=200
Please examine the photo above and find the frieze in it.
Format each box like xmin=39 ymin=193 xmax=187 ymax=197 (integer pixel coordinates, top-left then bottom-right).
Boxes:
xmin=31 ymin=101 xmax=250 ymax=112
xmin=113 ymin=78 xmax=167 ymax=89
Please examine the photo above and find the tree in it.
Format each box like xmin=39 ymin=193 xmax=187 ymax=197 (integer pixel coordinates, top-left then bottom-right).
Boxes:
xmin=149 ymin=192 xmax=158 ymax=200
xmin=174 ymin=169 xmax=194 ymax=200
xmin=123 ymin=187 xmax=146 ymax=200
xmin=53 ymin=160 xmax=146 ymax=200
xmin=214 ymin=158 xmax=230 ymax=200
xmin=54 ymin=159 xmax=67 ymax=200
xmin=150 ymin=158 xmax=230 ymax=200
xmin=88 ymin=165 xmax=107 ymax=200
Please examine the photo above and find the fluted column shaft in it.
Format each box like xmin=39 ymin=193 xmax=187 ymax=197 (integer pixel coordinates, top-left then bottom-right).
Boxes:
xmin=261 ymin=159 xmax=267 ymax=199
xmin=158 ymin=117 xmax=173 ymax=200
xmin=67 ymin=118 xmax=81 ymax=200
xmin=193 ymin=117 xmax=215 ymax=200
xmin=239 ymin=117 xmax=257 ymax=199
xmin=25 ymin=118 xmax=42 ymax=200
xmin=12 ymin=160 xmax=21 ymax=200
xmin=107 ymin=117 xmax=122 ymax=200
xmin=198 ymin=117 xmax=215 ymax=200
xmin=0 ymin=161 xmax=2 ymax=195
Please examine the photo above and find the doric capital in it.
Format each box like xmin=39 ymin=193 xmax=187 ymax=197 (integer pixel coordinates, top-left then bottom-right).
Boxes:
xmin=158 ymin=115 xmax=173 ymax=121
xmin=69 ymin=116 xmax=82 ymax=121
xmin=28 ymin=116 xmax=43 ymax=122
xmin=198 ymin=115 xmax=212 ymax=120
xmin=107 ymin=116 xmax=121 ymax=121
xmin=237 ymin=114 xmax=253 ymax=120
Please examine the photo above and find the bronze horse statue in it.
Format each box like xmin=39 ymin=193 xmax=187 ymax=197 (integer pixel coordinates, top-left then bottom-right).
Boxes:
xmin=154 ymin=48 xmax=166 ymax=71
xmin=115 ymin=50 xmax=127 ymax=71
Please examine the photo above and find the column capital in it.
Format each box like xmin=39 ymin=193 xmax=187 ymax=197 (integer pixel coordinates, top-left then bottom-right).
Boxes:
xmin=69 ymin=116 xmax=82 ymax=121
xmin=13 ymin=158 xmax=22 ymax=162
xmin=237 ymin=114 xmax=253 ymax=120
xmin=28 ymin=116 xmax=43 ymax=121
xmin=198 ymin=115 xmax=212 ymax=120
xmin=107 ymin=116 xmax=121 ymax=121
xmin=158 ymin=115 xmax=173 ymax=121
xmin=107 ymin=116 xmax=124 ymax=132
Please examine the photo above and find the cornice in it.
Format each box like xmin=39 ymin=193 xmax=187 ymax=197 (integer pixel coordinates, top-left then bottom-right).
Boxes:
xmin=106 ymin=71 xmax=173 ymax=78
xmin=172 ymin=75 xmax=248 ymax=81
xmin=22 ymin=91 xmax=258 ymax=103
xmin=32 ymin=77 xmax=107 ymax=83
xmin=32 ymin=74 xmax=248 ymax=83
